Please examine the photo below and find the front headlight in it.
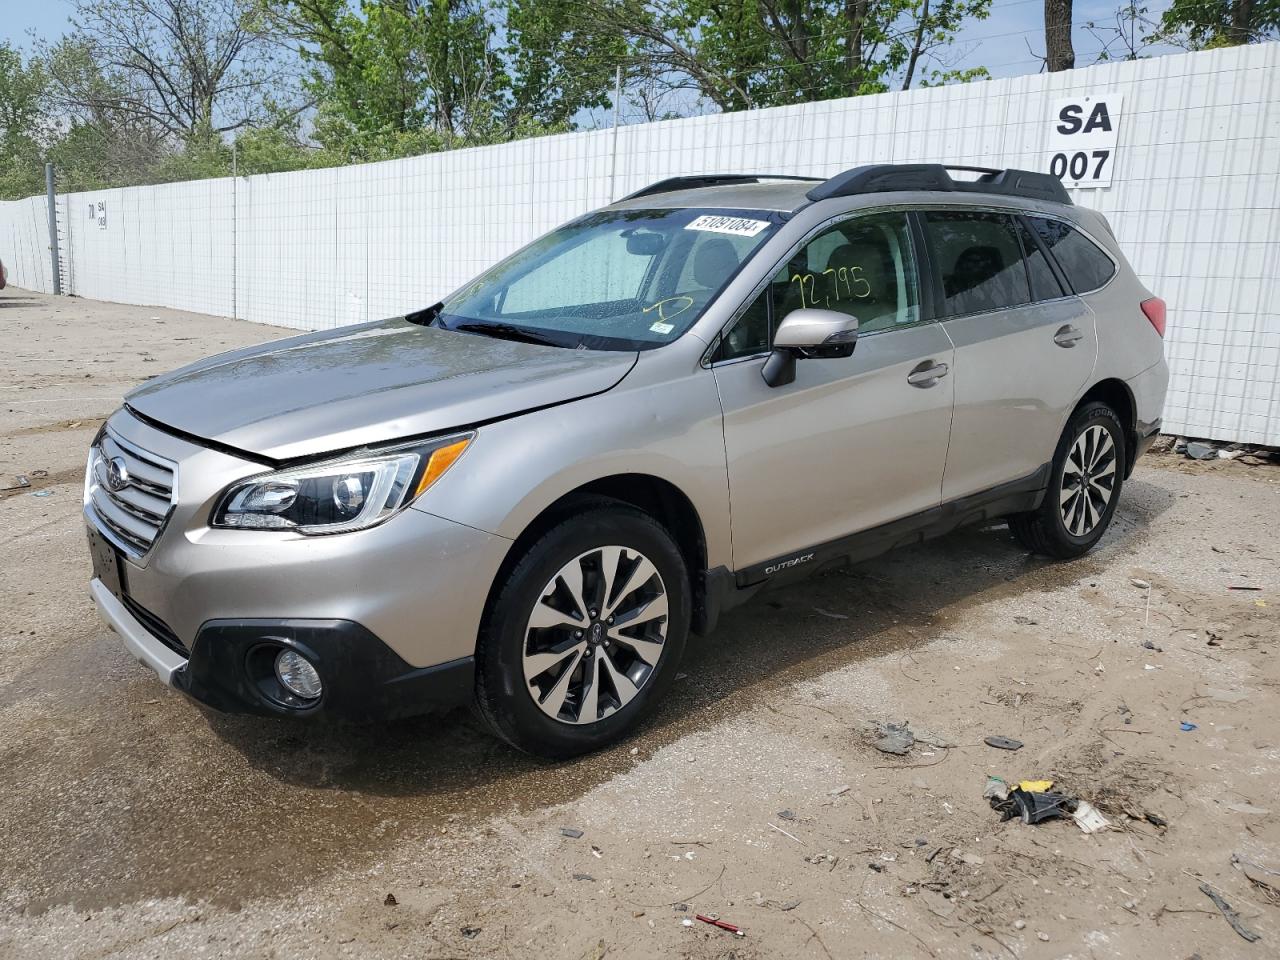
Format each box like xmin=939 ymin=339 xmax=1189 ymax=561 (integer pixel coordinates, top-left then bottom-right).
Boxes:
xmin=213 ymin=433 xmax=473 ymax=534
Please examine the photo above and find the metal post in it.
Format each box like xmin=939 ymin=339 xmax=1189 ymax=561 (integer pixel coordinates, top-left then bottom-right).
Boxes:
xmin=45 ymin=163 xmax=62 ymax=295
xmin=608 ymin=65 xmax=622 ymax=201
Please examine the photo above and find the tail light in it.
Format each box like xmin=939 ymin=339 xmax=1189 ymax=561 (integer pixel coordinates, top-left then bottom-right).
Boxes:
xmin=1140 ymin=297 xmax=1166 ymax=337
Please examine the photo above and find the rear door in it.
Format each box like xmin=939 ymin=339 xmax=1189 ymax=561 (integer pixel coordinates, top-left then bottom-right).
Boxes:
xmin=712 ymin=210 xmax=955 ymax=574
xmin=920 ymin=209 xmax=1098 ymax=501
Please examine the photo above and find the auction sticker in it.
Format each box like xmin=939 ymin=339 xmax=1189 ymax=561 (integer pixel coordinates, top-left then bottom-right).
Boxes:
xmin=685 ymin=215 xmax=770 ymax=237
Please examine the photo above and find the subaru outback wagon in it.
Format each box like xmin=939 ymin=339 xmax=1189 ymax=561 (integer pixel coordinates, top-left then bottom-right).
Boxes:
xmin=85 ymin=163 xmax=1168 ymax=757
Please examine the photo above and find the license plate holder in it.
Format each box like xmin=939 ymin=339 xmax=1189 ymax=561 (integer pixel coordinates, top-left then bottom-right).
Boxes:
xmin=87 ymin=525 xmax=127 ymax=600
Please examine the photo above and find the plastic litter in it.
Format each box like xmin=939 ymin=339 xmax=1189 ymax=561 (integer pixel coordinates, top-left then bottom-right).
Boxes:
xmin=984 ymin=735 xmax=1023 ymax=751
xmin=1180 ymin=721 xmax=1198 ymax=731
xmin=696 ymin=914 xmax=745 ymax=937
xmin=1186 ymin=441 xmax=1217 ymax=460
xmin=1071 ymin=801 xmax=1111 ymax=834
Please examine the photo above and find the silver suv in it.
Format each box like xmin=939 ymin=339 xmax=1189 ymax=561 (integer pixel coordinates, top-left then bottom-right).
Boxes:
xmin=85 ymin=164 xmax=1168 ymax=757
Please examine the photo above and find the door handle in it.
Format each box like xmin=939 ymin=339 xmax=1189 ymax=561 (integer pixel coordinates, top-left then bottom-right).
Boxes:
xmin=1054 ymin=324 xmax=1084 ymax=347
xmin=907 ymin=361 xmax=949 ymax=387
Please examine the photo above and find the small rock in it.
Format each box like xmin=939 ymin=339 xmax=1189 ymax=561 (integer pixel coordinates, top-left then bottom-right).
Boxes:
xmin=383 ymin=893 xmax=397 ymax=906
xmin=777 ymin=809 xmax=796 ymax=821
xmin=1037 ymin=932 xmax=1050 ymax=942
xmin=1013 ymin=919 xmax=1026 ymax=930
xmin=874 ymin=721 xmax=915 ymax=755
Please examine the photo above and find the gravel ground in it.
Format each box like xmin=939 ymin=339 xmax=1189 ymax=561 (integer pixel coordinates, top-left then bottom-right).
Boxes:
xmin=1 ymin=287 xmax=1277 ymax=959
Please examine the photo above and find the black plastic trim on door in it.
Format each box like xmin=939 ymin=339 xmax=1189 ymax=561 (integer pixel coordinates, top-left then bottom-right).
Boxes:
xmin=907 ymin=211 xmax=947 ymax=322
xmin=1017 ymin=214 xmax=1075 ymax=297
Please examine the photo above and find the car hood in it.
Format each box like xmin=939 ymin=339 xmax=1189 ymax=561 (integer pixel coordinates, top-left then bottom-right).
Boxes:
xmin=125 ymin=317 xmax=638 ymax=461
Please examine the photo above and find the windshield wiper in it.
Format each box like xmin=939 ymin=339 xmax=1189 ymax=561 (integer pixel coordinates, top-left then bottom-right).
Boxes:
xmin=450 ymin=321 xmax=569 ymax=348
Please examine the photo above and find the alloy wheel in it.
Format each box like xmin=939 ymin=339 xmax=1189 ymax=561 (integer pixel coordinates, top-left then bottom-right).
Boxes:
xmin=522 ymin=546 xmax=668 ymax=725
xmin=1059 ymin=424 xmax=1117 ymax=537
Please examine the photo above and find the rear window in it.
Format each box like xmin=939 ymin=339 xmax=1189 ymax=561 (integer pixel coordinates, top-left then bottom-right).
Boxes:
xmin=923 ymin=211 xmax=1030 ymax=316
xmin=1027 ymin=217 xmax=1116 ymax=293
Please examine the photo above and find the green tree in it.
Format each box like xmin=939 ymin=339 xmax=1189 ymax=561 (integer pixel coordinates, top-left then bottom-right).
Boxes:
xmin=1159 ymin=0 xmax=1279 ymax=47
xmin=266 ymin=0 xmax=622 ymax=159
xmin=0 ymin=43 xmax=51 ymax=200
xmin=574 ymin=0 xmax=991 ymax=113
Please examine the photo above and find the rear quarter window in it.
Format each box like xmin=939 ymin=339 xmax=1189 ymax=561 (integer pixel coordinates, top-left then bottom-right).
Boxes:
xmin=1028 ymin=217 xmax=1116 ymax=293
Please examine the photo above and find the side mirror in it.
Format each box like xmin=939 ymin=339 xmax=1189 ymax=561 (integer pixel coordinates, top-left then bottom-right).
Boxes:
xmin=762 ymin=309 xmax=859 ymax=388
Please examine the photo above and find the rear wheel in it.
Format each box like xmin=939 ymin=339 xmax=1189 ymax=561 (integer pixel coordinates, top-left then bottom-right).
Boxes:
xmin=1009 ymin=401 xmax=1125 ymax=559
xmin=475 ymin=504 xmax=689 ymax=758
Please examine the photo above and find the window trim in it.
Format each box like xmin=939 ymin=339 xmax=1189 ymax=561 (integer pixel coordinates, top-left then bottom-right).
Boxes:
xmin=703 ymin=203 xmax=929 ymax=368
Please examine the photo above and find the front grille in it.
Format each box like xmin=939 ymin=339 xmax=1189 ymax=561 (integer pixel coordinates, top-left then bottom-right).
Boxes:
xmin=85 ymin=429 xmax=176 ymax=558
xmin=122 ymin=594 xmax=190 ymax=658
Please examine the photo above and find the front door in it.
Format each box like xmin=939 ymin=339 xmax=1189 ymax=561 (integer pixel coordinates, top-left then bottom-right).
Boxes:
xmin=711 ymin=210 xmax=955 ymax=577
xmin=918 ymin=210 xmax=1099 ymax=501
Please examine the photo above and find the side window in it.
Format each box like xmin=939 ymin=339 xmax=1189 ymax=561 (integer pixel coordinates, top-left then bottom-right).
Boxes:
xmin=1016 ymin=219 xmax=1066 ymax=301
xmin=924 ymin=211 xmax=1030 ymax=316
xmin=717 ymin=212 xmax=920 ymax=360
xmin=1028 ymin=217 xmax=1116 ymax=293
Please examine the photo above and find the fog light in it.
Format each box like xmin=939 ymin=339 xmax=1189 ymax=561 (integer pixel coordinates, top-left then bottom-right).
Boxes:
xmin=275 ymin=649 xmax=322 ymax=700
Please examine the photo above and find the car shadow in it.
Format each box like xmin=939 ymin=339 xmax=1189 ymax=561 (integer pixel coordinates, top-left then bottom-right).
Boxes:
xmin=208 ymin=475 xmax=1177 ymax=802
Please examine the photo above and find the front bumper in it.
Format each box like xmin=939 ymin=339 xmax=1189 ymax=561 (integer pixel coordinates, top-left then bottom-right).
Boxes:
xmin=86 ymin=408 xmax=510 ymax=719
xmin=92 ymin=575 xmax=476 ymax=719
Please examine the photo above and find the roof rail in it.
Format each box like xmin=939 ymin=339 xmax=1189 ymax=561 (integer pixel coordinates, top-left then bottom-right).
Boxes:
xmin=806 ymin=164 xmax=1072 ymax=206
xmin=619 ymin=174 xmax=823 ymax=202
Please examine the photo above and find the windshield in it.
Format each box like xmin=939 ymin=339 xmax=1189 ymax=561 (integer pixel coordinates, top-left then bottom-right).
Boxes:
xmin=438 ymin=208 xmax=782 ymax=350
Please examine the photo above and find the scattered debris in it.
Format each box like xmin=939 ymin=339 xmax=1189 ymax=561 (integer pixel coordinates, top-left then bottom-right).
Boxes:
xmin=1186 ymin=441 xmax=1217 ymax=460
xmin=1071 ymin=801 xmax=1111 ymax=834
xmin=767 ymin=822 xmax=804 ymax=845
xmin=984 ymin=735 xmax=1023 ymax=751
xmin=1180 ymin=721 xmax=1198 ymax=731
xmin=560 ymin=827 xmax=584 ymax=839
xmin=1144 ymin=812 xmax=1169 ymax=828
xmin=695 ymin=914 xmax=745 ymax=936
xmin=813 ymin=607 xmax=849 ymax=620
xmin=1199 ymin=883 xmax=1262 ymax=943
xmin=873 ymin=721 xmax=915 ymax=755
xmin=777 ymin=809 xmax=796 ymax=821
xmin=1232 ymin=853 xmax=1280 ymax=905
xmin=32 ymin=490 xmax=53 ymax=498
xmin=950 ymin=850 xmax=984 ymax=867
xmin=383 ymin=893 xmax=397 ymax=906
xmin=460 ymin=926 xmax=482 ymax=940
xmin=1019 ymin=779 xmax=1054 ymax=793
xmin=572 ymin=873 xmax=595 ymax=882
xmin=5 ymin=475 xmax=31 ymax=491
xmin=591 ymin=845 xmax=603 ymax=858
xmin=983 ymin=777 xmax=1009 ymax=802
xmin=992 ymin=787 xmax=1073 ymax=825
xmin=1228 ymin=585 xmax=1262 ymax=591
xmin=1130 ymin=578 xmax=1151 ymax=589
xmin=828 ymin=784 xmax=851 ymax=797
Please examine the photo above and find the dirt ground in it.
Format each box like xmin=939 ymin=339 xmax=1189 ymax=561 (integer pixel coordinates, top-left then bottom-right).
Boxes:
xmin=1 ymin=286 xmax=1277 ymax=960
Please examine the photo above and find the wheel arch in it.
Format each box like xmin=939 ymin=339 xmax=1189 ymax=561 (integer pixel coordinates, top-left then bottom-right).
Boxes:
xmin=483 ymin=473 xmax=717 ymax=638
xmin=1075 ymin=378 xmax=1137 ymax=477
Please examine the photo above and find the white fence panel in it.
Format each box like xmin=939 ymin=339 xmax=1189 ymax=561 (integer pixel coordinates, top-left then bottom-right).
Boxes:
xmin=0 ymin=43 xmax=1277 ymax=443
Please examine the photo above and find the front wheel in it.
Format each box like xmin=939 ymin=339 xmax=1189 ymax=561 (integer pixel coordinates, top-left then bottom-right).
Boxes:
xmin=1009 ymin=401 xmax=1125 ymax=559
xmin=474 ymin=504 xmax=690 ymax=758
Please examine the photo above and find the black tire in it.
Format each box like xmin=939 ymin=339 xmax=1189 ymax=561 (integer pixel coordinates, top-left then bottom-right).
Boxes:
xmin=1009 ymin=401 xmax=1126 ymax=559
xmin=475 ymin=503 xmax=690 ymax=759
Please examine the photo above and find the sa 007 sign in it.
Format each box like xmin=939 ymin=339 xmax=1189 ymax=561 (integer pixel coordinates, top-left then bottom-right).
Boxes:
xmin=1046 ymin=94 xmax=1122 ymax=189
